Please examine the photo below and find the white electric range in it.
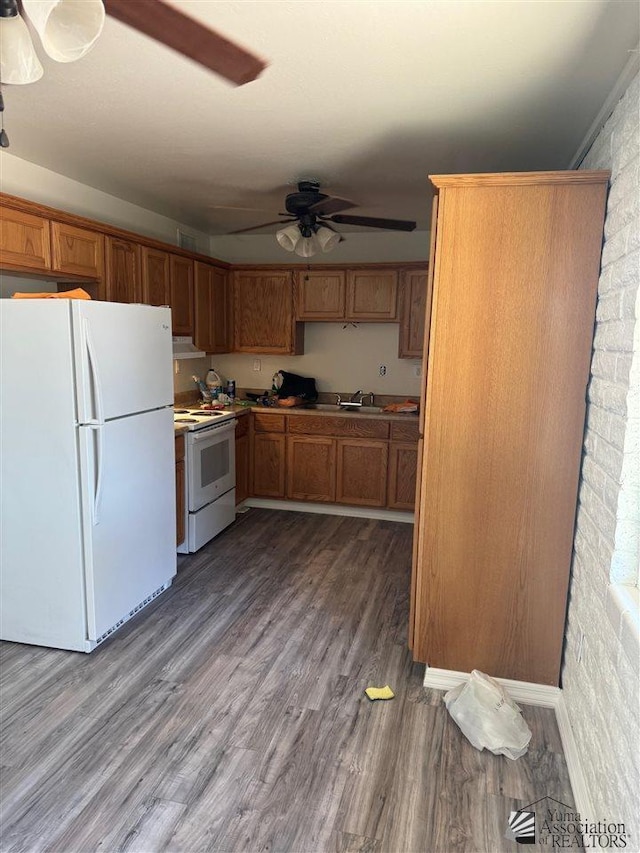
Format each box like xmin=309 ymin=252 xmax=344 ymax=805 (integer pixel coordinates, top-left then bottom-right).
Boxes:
xmin=174 ymin=407 xmax=237 ymax=553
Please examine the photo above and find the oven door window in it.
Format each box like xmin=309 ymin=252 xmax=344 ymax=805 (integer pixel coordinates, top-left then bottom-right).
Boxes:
xmin=201 ymin=441 xmax=229 ymax=487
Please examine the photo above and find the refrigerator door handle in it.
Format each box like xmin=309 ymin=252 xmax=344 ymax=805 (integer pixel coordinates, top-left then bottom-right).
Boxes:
xmin=88 ymin=423 xmax=104 ymax=525
xmin=84 ymin=319 xmax=105 ymax=425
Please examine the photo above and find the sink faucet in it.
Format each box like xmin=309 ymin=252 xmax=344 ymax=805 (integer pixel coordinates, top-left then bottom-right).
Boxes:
xmin=350 ymin=389 xmax=363 ymax=403
xmin=361 ymin=392 xmax=375 ymax=406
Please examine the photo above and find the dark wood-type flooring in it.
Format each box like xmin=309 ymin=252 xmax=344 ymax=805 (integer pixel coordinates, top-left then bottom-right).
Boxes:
xmin=1 ymin=509 xmax=575 ymax=852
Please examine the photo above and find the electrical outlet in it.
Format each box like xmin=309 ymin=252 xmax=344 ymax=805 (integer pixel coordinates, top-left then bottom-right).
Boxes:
xmin=413 ymin=364 xmax=421 ymax=378
xmin=379 ymin=365 xmax=387 ymax=376
xmin=253 ymin=359 xmax=261 ymax=372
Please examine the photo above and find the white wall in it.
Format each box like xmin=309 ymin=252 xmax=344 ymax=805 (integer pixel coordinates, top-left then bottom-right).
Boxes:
xmin=205 ymin=322 xmax=422 ymax=398
xmin=0 ymin=152 xmax=210 ymax=251
xmin=0 ymin=275 xmax=57 ymax=298
xmin=563 ymin=72 xmax=639 ymax=838
xmin=209 ymin=232 xmax=428 ymax=265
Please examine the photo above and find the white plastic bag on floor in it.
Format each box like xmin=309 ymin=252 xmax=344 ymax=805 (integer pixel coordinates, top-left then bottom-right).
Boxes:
xmin=443 ymin=670 xmax=532 ymax=760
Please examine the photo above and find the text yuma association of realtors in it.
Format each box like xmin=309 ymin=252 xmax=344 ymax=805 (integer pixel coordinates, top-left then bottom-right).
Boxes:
xmin=541 ymin=807 xmax=628 ymax=848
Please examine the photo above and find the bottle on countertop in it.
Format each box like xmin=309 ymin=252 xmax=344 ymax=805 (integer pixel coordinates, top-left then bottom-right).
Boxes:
xmin=205 ymin=368 xmax=223 ymax=400
xmin=227 ymin=379 xmax=236 ymax=403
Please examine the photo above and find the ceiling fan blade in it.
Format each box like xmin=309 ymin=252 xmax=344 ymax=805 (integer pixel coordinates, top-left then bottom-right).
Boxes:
xmin=328 ymin=214 xmax=416 ymax=232
xmin=228 ymin=219 xmax=293 ymax=235
xmin=102 ymin=0 xmax=267 ymax=86
xmin=307 ymin=196 xmax=356 ymax=216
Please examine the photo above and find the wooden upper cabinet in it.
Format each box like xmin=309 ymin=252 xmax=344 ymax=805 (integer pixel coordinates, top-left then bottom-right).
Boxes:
xmin=234 ymin=270 xmax=304 ymax=354
xmin=169 ymin=255 xmax=194 ymax=335
xmin=0 ymin=208 xmax=51 ymax=272
xmin=51 ymin=222 xmax=104 ymax=280
xmin=295 ymin=270 xmax=346 ymax=320
xmin=398 ymin=268 xmax=429 ymax=358
xmin=105 ymin=237 xmax=141 ymax=303
xmin=141 ymin=247 xmax=170 ymax=306
xmin=194 ymin=262 xmax=232 ymax=353
xmin=346 ymin=269 xmax=398 ymax=320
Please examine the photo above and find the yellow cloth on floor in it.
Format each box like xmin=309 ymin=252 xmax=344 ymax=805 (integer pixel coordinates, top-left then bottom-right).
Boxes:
xmin=365 ymin=685 xmax=395 ymax=701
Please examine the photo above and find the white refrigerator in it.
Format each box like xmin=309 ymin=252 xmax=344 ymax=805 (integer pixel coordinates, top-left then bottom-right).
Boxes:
xmin=0 ymin=299 xmax=177 ymax=652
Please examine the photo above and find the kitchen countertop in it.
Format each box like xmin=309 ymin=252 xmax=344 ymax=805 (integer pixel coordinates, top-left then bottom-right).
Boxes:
xmin=229 ymin=403 xmax=418 ymax=424
xmin=173 ymin=403 xmax=418 ymax=428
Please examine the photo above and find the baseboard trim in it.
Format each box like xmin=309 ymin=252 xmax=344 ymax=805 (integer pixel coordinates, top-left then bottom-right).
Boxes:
xmin=423 ymin=666 xmax=593 ymax=818
xmin=243 ymin=498 xmax=414 ymax=523
xmin=423 ymin=666 xmax=562 ymax=706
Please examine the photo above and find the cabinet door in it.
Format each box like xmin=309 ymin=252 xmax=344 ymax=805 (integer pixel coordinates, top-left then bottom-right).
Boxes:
xmin=387 ymin=442 xmax=418 ymax=510
xmin=295 ymin=270 xmax=346 ymax=320
xmin=51 ymin=222 xmax=104 ymax=279
xmin=336 ymin=439 xmax=388 ymax=506
xmin=235 ymin=433 xmax=250 ymax=504
xmin=194 ymin=262 xmax=232 ymax=353
xmin=398 ymin=269 xmax=429 ymax=358
xmin=234 ymin=270 xmax=303 ymax=354
xmin=346 ymin=269 xmax=398 ymax=320
xmin=252 ymin=433 xmax=286 ymax=498
xmin=286 ymin=436 xmax=336 ymax=502
xmin=0 ymin=208 xmax=51 ymax=271
xmin=170 ymin=255 xmax=194 ymax=335
xmin=105 ymin=237 xmax=141 ymax=303
xmin=142 ymin=247 xmax=170 ymax=306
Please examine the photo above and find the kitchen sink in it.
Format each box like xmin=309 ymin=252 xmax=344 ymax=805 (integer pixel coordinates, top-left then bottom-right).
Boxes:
xmin=306 ymin=403 xmax=385 ymax=414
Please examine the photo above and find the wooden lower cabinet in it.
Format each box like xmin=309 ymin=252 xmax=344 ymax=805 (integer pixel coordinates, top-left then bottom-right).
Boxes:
xmin=252 ymin=433 xmax=286 ymax=498
xmin=235 ymin=415 xmax=250 ymax=505
xmin=286 ymin=436 xmax=336 ymax=502
xmin=336 ymin=439 xmax=388 ymax=507
xmin=175 ymin=434 xmax=185 ymax=547
xmin=387 ymin=442 xmax=418 ymax=509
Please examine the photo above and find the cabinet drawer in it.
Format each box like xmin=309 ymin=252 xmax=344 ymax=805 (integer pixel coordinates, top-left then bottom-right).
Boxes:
xmin=235 ymin=413 xmax=250 ymax=438
xmin=287 ymin=415 xmax=389 ymax=439
xmin=390 ymin=421 xmax=419 ymax=442
xmin=253 ymin=412 xmax=286 ymax=433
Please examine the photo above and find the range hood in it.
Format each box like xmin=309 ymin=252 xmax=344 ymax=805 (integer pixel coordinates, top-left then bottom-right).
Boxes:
xmin=172 ymin=337 xmax=206 ymax=359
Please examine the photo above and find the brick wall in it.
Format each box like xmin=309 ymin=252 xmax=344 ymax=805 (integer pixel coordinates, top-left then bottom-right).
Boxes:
xmin=563 ymin=71 xmax=639 ymax=841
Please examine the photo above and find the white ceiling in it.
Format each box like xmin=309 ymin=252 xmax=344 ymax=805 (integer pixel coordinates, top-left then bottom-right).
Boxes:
xmin=3 ymin=0 xmax=639 ymax=236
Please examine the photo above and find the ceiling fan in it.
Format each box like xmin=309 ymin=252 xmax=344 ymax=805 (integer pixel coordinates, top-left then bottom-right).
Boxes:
xmin=228 ymin=181 xmax=416 ymax=256
xmin=102 ymin=0 xmax=266 ymax=86
xmin=0 ymin=0 xmax=266 ymax=87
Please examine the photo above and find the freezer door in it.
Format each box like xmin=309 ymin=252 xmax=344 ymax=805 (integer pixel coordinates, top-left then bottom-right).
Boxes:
xmin=79 ymin=407 xmax=177 ymax=642
xmin=72 ymin=301 xmax=173 ymax=422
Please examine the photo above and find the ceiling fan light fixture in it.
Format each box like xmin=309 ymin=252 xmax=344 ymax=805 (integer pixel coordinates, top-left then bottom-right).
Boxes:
xmin=294 ymin=234 xmax=319 ymax=258
xmin=22 ymin=0 xmax=105 ymax=63
xmin=316 ymin=225 xmax=340 ymax=253
xmin=0 ymin=3 xmax=43 ymax=84
xmin=276 ymin=223 xmax=300 ymax=252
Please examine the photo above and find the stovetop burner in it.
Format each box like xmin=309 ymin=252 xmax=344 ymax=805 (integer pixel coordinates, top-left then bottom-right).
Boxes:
xmin=174 ymin=409 xmax=190 ymax=414
xmin=176 ymin=418 xmax=198 ymax=423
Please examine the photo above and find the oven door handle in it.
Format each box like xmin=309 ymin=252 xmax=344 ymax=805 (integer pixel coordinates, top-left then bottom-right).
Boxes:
xmin=190 ymin=421 xmax=237 ymax=443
